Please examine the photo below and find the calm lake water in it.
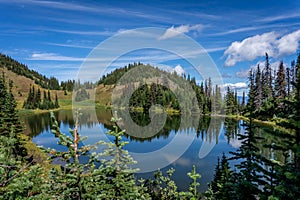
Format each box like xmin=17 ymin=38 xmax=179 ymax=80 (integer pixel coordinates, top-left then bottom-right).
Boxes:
xmin=20 ymin=109 xmax=281 ymax=192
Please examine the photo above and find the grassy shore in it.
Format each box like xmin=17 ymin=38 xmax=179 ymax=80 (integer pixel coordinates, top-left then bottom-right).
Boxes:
xmin=225 ymin=114 xmax=294 ymax=134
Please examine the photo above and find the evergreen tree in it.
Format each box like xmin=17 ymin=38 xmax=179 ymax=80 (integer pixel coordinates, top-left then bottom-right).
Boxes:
xmin=274 ymin=61 xmax=287 ymax=115
xmin=36 ymin=88 xmax=41 ymax=106
xmin=0 ymin=75 xmax=44 ymax=199
xmin=266 ymin=55 xmax=300 ymax=199
xmin=44 ymin=110 xmax=99 ymax=199
xmin=254 ymin=65 xmax=262 ymax=110
xmin=225 ymin=87 xmax=237 ymax=115
xmin=54 ymin=93 xmax=59 ymax=108
xmin=247 ymin=69 xmax=256 ymax=116
xmin=241 ymin=91 xmax=246 ymax=112
xmin=262 ymin=53 xmax=273 ymax=100
xmin=91 ymin=111 xmax=143 ymax=199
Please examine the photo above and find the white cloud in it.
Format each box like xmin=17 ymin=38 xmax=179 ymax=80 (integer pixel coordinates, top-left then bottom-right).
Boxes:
xmin=277 ymin=30 xmax=300 ymax=56
xmin=221 ymin=82 xmax=248 ymax=90
xmin=224 ymin=30 xmax=300 ymax=66
xmin=159 ymin=24 xmax=204 ymax=40
xmin=173 ymin=65 xmax=186 ymax=75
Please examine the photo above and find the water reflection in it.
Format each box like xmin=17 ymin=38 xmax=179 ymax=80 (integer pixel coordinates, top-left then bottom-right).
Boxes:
xmin=20 ymin=109 xmax=271 ymax=191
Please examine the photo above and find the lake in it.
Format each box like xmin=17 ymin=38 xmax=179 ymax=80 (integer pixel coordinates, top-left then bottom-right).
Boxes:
xmin=20 ymin=109 xmax=282 ymax=192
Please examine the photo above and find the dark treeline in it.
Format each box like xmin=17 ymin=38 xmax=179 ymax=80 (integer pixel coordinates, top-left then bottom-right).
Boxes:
xmin=23 ymin=85 xmax=59 ymax=110
xmin=245 ymin=53 xmax=298 ymax=119
xmin=98 ymin=62 xmax=141 ymax=85
xmin=209 ymin=53 xmax=300 ymax=199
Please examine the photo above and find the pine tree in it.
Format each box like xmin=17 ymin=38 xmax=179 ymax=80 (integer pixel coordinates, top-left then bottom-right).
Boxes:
xmin=254 ymin=65 xmax=262 ymax=110
xmin=36 ymin=88 xmax=41 ymax=107
xmin=225 ymin=87 xmax=236 ymax=115
xmin=274 ymin=61 xmax=287 ymax=115
xmin=229 ymin=118 xmax=263 ymax=199
xmin=247 ymin=69 xmax=255 ymax=115
xmin=267 ymin=55 xmax=300 ymax=199
xmin=262 ymin=53 xmax=273 ymax=100
xmin=286 ymin=66 xmax=291 ymax=100
xmin=241 ymin=91 xmax=246 ymax=112
xmin=54 ymin=93 xmax=59 ymax=108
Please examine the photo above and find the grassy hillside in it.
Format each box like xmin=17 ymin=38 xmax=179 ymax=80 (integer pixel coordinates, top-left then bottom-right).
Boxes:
xmin=0 ymin=67 xmax=71 ymax=109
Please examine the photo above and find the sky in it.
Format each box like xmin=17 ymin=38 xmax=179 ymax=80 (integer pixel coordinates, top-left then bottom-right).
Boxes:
xmin=1 ymin=0 xmax=300 ymax=94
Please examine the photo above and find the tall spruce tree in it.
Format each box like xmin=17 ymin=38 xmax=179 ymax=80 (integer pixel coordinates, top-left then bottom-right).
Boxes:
xmin=274 ymin=61 xmax=287 ymax=115
xmin=254 ymin=65 xmax=262 ymax=110
xmin=246 ymin=69 xmax=255 ymax=116
xmin=262 ymin=53 xmax=273 ymax=100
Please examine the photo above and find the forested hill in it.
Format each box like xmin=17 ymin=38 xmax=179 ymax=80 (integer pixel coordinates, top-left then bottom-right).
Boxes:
xmin=0 ymin=53 xmax=60 ymax=90
xmin=98 ymin=62 xmax=142 ymax=85
xmin=98 ymin=62 xmax=223 ymax=114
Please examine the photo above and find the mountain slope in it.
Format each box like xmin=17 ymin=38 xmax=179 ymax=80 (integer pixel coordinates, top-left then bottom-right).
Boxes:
xmin=0 ymin=53 xmax=60 ymax=90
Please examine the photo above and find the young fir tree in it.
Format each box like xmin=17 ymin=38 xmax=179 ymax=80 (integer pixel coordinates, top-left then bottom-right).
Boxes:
xmin=186 ymin=165 xmax=201 ymax=200
xmin=44 ymin=110 xmax=99 ymax=199
xmin=91 ymin=111 xmax=146 ymax=199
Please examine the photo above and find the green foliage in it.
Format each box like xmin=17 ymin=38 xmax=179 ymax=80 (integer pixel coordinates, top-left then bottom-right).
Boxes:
xmin=145 ymin=168 xmax=179 ymax=199
xmin=187 ymin=165 xmax=201 ymax=199
xmin=92 ymin=111 xmax=144 ymax=199
xmin=0 ymin=75 xmax=46 ymax=199
xmin=23 ymin=86 xmax=59 ymax=110
xmin=109 ymin=63 xmax=223 ymax=114
xmin=42 ymin=110 xmax=98 ymax=199
xmin=225 ymin=87 xmax=238 ymax=115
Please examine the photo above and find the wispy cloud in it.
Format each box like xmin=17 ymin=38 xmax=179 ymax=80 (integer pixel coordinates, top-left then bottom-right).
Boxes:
xmin=224 ymin=29 xmax=300 ymax=66
xmin=29 ymin=53 xmax=84 ymax=61
xmin=159 ymin=24 xmax=204 ymax=40
xmin=258 ymin=12 xmax=300 ymax=22
xmin=41 ymin=28 xmax=114 ymax=36
xmin=3 ymin=0 xmax=171 ymax=23
xmin=44 ymin=42 xmax=95 ymax=49
xmin=212 ymin=23 xmax=300 ymax=36
xmin=212 ymin=26 xmax=271 ymax=36
xmin=6 ymin=0 xmax=103 ymax=13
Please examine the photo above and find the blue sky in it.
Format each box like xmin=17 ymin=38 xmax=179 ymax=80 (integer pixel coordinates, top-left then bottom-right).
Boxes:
xmin=1 ymin=0 xmax=300 ymax=94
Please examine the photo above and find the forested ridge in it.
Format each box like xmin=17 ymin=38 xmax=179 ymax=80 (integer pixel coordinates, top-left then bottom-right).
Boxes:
xmin=0 ymin=53 xmax=61 ymax=90
xmin=99 ymin=62 xmax=223 ymax=114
